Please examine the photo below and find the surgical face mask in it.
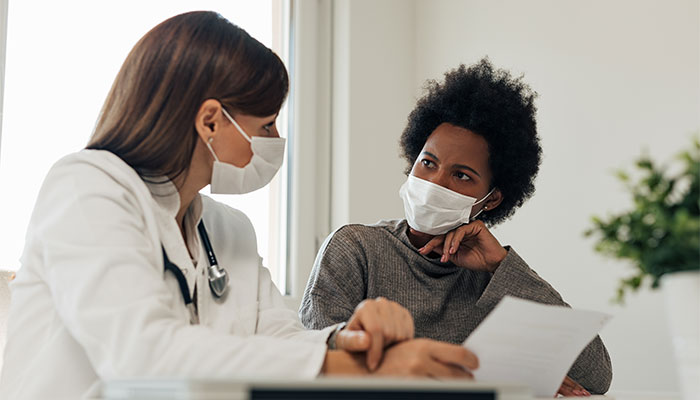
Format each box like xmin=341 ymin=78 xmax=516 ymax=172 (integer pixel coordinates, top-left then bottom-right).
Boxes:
xmin=399 ymin=174 xmax=495 ymax=235
xmin=205 ymin=108 xmax=286 ymax=195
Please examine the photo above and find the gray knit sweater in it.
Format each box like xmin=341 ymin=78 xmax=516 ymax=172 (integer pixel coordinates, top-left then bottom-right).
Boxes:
xmin=300 ymin=219 xmax=612 ymax=394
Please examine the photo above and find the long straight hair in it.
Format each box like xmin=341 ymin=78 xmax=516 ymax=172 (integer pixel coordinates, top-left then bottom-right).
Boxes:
xmin=87 ymin=11 xmax=288 ymax=181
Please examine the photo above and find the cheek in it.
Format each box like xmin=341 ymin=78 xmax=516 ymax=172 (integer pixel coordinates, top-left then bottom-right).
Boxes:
xmin=218 ymin=135 xmax=253 ymax=168
xmin=231 ymin=141 xmax=253 ymax=168
xmin=410 ymin=161 xmax=436 ymax=182
xmin=409 ymin=160 xmax=424 ymax=176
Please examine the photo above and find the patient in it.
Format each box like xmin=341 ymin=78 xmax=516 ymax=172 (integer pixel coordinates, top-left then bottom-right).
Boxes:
xmin=300 ymin=58 xmax=612 ymax=396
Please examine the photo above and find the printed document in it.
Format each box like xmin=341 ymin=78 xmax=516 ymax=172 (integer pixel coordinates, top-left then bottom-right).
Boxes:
xmin=463 ymin=296 xmax=611 ymax=397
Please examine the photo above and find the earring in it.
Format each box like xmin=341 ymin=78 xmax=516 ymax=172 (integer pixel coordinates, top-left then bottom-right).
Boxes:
xmin=483 ymin=206 xmax=488 ymax=210
xmin=208 ymin=137 xmax=214 ymax=143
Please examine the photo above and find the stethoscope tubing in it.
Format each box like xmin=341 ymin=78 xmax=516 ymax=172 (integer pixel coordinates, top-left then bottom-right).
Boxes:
xmin=161 ymin=220 xmax=227 ymax=324
xmin=162 ymin=247 xmax=192 ymax=305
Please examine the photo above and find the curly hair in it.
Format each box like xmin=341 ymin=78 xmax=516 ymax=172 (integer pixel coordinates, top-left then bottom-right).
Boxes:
xmin=400 ymin=58 xmax=542 ymax=226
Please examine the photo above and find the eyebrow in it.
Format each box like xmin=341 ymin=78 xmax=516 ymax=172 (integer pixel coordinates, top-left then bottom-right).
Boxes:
xmin=421 ymin=151 xmax=481 ymax=178
xmin=263 ymin=113 xmax=279 ymax=125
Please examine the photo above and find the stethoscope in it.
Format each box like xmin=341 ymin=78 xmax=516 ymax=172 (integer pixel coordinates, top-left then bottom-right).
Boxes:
xmin=162 ymin=221 xmax=229 ymax=323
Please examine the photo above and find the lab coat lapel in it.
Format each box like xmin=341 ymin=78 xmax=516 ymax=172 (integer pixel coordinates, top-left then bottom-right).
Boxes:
xmin=200 ymin=197 xmax=260 ymax=335
xmin=145 ymin=179 xmax=198 ymax=301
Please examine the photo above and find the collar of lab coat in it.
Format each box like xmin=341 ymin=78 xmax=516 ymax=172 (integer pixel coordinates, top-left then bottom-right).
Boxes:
xmin=143 ymin=177 xmax=202 ymax=219
xmin=143 ymin=177 xmax=204 ymax=300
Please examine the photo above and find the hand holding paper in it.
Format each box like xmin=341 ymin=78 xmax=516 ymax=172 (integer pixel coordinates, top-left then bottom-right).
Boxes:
xmin=462 ymin=296 xmax=611 ymax=397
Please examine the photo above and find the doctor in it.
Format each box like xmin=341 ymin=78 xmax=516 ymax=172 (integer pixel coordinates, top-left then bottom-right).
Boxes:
xmin=0 ymin=11 xmax=478 ymax=400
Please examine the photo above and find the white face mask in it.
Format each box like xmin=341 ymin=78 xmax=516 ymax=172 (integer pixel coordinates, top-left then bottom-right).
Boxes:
xmin=399 ymin=174 xmax=495 ymax=235
xmin=205 ymin=108 xmax=286 ymax=195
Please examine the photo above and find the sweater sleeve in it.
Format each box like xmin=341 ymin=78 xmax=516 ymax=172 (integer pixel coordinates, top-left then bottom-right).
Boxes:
xmin=299 ymin=226 xmax=368 ymax=330
xmin=476 ymin=248 xmax=613 ymax=395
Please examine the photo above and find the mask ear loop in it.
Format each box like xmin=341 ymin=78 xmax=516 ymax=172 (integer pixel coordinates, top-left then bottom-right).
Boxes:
xmin=204 ymin=137 xmax=220 ymax=162
xmin=221 ymin=107 xmax=253 ymax=143
xmin=469 ymin=187 xmax=496 ymax=221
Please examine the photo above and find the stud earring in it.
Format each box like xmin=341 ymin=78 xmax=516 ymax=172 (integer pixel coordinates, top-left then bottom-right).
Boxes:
xmin=208 ymin=137 xmax=214 ymax=143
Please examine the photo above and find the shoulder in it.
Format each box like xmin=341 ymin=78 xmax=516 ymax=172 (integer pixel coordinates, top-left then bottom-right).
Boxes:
xmin=45 ymin=150 xmax=148 ymax=200
xmin=37 ymin=150 xmax=151 ymax=216
xmin=51 ymin=149 xmax=142 ymax=182
xmin=317 ymin=219 xmax=404 ymax=259
xmin=28 ymin=151 xmax=157 ymax=251
xmin=329 ymin=219 xmax=404 ymax=243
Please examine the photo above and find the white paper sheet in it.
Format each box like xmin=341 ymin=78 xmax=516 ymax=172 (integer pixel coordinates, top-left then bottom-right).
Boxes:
xmin=463 ymin=296 xmax=611 ymax=397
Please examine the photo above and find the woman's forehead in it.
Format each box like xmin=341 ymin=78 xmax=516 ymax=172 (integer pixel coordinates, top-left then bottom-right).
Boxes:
xmin=422 ymin=123 xmax=490 ymax=167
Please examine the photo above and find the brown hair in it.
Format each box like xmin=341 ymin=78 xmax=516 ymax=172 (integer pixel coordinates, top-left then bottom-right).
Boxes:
xmin=86 ymin=11 xmax=288 ymax=180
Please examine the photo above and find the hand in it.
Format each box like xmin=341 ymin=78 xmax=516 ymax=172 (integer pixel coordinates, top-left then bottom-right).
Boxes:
xmin=557 ymin=376 xmax=591 ymax=397
xmin=418 ymin=220 xmax=507 ymax=272
xmin=334 ymin=297 xmax=415 ymax=371
xmin=374 ymin=338 xmax=478 ymax=379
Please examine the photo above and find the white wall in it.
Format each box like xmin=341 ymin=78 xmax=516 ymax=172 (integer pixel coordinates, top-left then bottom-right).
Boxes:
xmin=0 ymin=0 xmax=7 ymax=160
xmin=330 ymin=0 xmax=416 ymax=229
xmin=329 ymin=0 xmax=699 ymax=395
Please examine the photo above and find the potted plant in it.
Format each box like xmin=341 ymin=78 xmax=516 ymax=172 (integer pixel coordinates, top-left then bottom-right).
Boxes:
xmin=585 ymin=137 xmax=699 ymax=400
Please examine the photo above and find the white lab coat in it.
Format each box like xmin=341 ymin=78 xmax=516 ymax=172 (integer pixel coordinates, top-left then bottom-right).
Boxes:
xmin=0 ymin=150 xmax=334 ymax=399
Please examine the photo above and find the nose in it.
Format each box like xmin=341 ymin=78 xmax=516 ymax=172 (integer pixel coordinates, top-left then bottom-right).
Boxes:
xmin=270 ymin=124 xmax=281 ymax=138
xmin=426 ymin=169 xmax=451 ymax=189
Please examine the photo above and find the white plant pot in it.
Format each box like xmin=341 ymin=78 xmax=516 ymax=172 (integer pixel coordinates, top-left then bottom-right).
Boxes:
xmin=661 ymin=270 xmax=700 ymax=400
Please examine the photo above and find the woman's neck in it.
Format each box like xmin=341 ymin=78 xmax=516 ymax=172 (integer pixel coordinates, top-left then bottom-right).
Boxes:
xmin=173 ymin=143 xmax=211 ymax=237
xmin=175 ymin=186 xmax=198 ymax=233
xmin=406 ymin=226 xmax=434 ymax=250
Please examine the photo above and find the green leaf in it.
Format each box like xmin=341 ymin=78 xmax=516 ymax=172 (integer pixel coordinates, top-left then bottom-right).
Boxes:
xmin=587 ymin=136 xmax=700 ymax=303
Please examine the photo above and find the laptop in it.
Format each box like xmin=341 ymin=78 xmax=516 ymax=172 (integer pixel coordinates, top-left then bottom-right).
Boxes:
xmin=102 ymin=377 xmax=533 ymax=400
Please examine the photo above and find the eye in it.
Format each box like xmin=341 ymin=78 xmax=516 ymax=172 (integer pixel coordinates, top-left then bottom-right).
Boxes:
xmin=420 ymin=159 xmax=435 ymax=168
xmin=263 ymin=122 xmax=274 ymax=133
xmin=456 ymin=171 xmax=471 ymax=181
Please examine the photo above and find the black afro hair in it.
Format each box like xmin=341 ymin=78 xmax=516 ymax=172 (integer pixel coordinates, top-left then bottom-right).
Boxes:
xmin=400 ymin=57 xmax=542 ymax=226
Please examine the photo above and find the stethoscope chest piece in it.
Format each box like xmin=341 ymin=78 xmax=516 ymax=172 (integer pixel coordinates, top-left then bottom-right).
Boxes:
xmin=198 ymin=221 xmax=229 ymax=298
xmin=162 ymin=219 xmax=229 ymax=324
xmin=207 ymin=263 xmax=229 ymax=297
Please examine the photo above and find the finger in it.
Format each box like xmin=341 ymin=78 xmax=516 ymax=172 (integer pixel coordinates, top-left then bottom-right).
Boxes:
xmin=345 ymin=300 xmax=383 ymax=370
xmin=346 ymin=298 xmax=373 ymax=331
xmin=450 ymin=227 xmax=469 ymax=255
xmin=335 ymin=329 xmax=370 ymax=352
xmin=562 ymin=376 xmax=578 ymax=389
xmin=458 ymin=223 xmax=482 ymax=242
xmin=366 ymin=327 xmax=384 ymax=371
xmin=565 ymin=376 xmax=589 ymax=395
xmin=377 ymin=298 xmax=399 ymax=344
xmin=420 ymin=235 xmax=444 ymax=255
xmin=441 ymin=231 xmax=455 ymax=263
xmin=557 ymin=383 xmax=576 ymax=397
xmin=558 ymin=376 xmax=590 ymax=397
xmin=355 ymin=300 xmax=386 ymax=371
xmin=425 ymin=359 xmax=473 ymax=379
xmin=391 ymin=302 xmax=414 ymax=341
xmin=431 ymin=342 xmax=479 ymax=371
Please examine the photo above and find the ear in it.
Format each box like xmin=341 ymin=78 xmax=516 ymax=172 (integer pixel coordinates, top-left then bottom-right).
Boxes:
xmin=194 ymin=99 xmax=224 ymax=142
xmin=482 ymin=188 xmax=503 ymax=212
